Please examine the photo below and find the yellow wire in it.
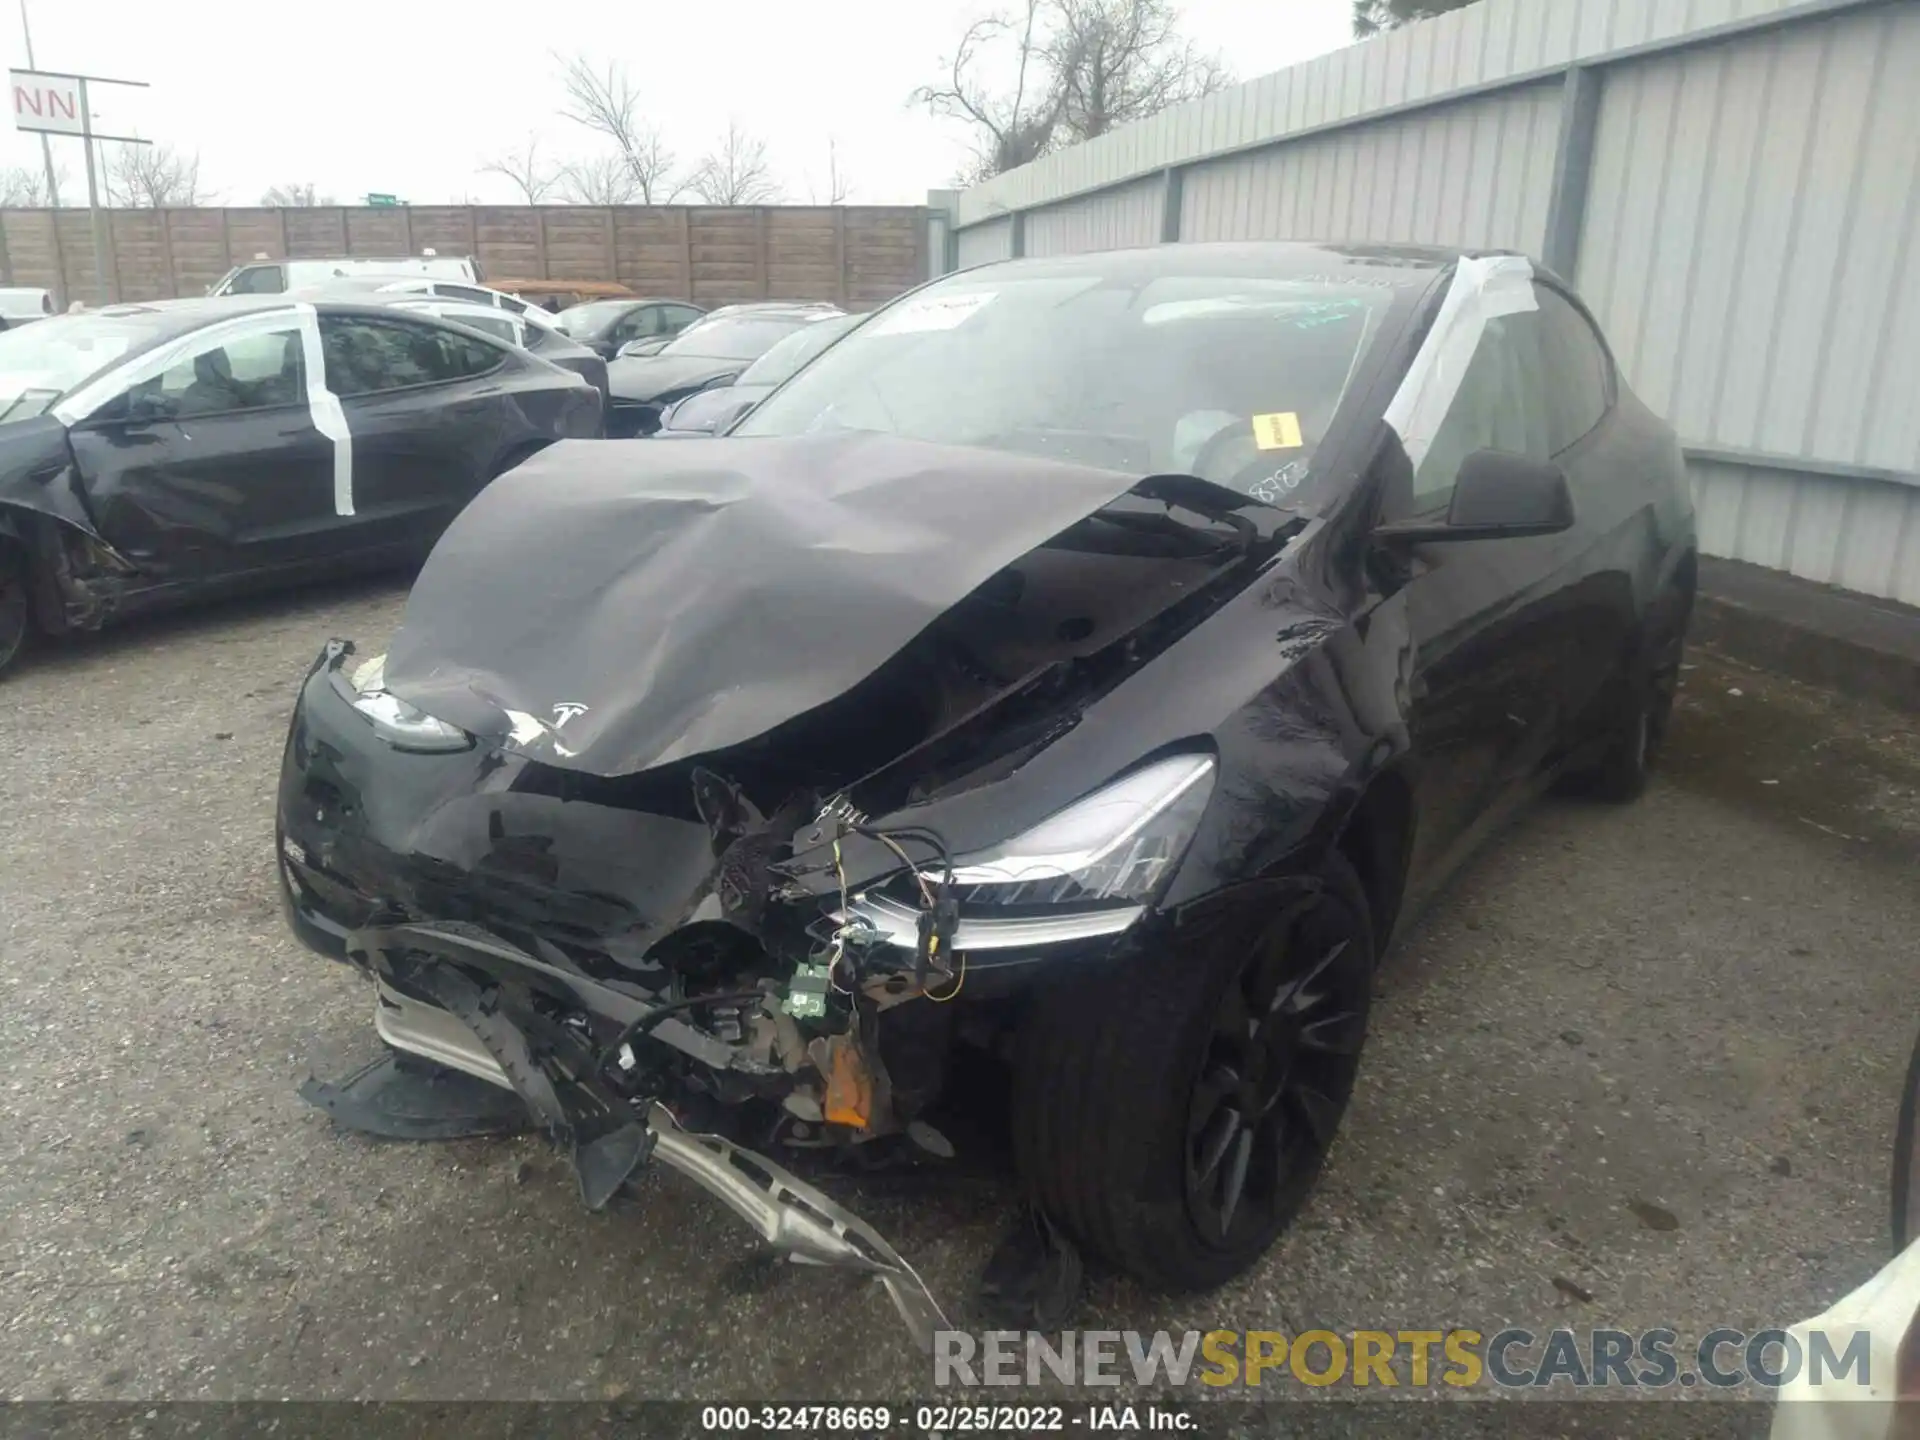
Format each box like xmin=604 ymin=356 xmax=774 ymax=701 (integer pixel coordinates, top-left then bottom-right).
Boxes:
xmin=924 ymin=951 xmax=966 ymax=1003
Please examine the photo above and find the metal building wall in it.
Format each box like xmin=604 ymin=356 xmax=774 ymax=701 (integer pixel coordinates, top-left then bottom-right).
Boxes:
xmin=1575 ymin=2 xmax=1920 ymax=604
xmin=1179 ymin=81 xmax=1562 ymax=251
xmin=939 ymin=0 xmax=1920 ymax=603
xmin=956 ymin=216 xmax=1014 ymax=268
xmin=1023 ymin=176 xmax=1165 ymax=258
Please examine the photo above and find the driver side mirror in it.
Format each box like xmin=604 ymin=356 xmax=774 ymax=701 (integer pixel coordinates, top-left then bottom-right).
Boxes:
xmin=618 ymin=337 xmax=668 ymax=359
xmin=1373 ymin=449 xmax=1575 ymax=545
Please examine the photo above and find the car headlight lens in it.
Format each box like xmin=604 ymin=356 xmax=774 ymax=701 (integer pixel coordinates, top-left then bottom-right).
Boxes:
xmin=937 ymin=753 xmax=1215 ymax=907
xmin=345 ymin=652 xmax=472 ymax=753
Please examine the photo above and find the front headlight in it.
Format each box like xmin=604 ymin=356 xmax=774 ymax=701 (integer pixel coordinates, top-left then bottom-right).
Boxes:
xmin=345 ymin=652 xmax=472 ymax=753
xmin=939 ymin=753 xmax=1216 ymax=907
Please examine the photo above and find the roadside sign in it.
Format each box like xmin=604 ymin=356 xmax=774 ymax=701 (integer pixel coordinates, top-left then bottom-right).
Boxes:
xmin=10 ymin=70 xmax=83 ymax=136
xmin=366 ymin=193 xmax=399 ymax=207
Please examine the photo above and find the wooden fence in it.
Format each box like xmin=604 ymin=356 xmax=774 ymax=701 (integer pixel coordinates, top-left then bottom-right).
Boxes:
xmin=0 ymin=203 xmax=931 ymax=310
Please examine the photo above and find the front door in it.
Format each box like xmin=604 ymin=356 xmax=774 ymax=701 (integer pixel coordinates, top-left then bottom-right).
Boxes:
xmin=1377 ymin=299 xmax=1582 ymax=897
xmin=64 ymin=315 xmax=339 ymax=582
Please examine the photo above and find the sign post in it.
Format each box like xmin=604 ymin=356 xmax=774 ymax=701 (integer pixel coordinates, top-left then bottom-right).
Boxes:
xmin=9 ymin=66 xmax=150 ymax=305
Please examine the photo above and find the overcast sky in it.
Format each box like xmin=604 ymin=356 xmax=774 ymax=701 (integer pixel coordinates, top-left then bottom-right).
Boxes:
xmin=2 ymin=0 xmax=1354 ymax=207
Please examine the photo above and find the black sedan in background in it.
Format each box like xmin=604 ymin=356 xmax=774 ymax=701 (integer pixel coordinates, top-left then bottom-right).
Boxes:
xmin=550 ymin=297 xmax=706 ymax=360
xmin=0 ymin=295 xmax=602 ymax=676
xmin=655 ymin=311 xmax=861 ymax=437
xmin=369 ymin=296 xmax=611 ymax=403
xmin=278 ymin=242 xmax=1696 ymax=1341
xmin=605 ymin=304 xmax=846 ymax=437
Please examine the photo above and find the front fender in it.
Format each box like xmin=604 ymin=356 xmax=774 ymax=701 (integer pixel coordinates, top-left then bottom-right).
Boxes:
xmin=0 ymin=414 xmax=100 ymax=540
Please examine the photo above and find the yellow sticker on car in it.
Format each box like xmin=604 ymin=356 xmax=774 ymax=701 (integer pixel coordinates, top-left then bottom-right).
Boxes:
xmin=1252 ymin=412 xmax=1304 ymax=450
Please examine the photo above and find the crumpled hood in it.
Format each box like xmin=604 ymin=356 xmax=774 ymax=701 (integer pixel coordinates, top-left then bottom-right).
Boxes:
xmin=381 ymin=432 xmax=1157 ymax=778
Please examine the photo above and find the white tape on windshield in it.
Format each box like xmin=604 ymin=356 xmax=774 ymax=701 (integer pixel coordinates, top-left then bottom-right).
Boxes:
xmin=292 ymin=302 xmax=354 ymax=517
xmin=1382 ymin=254 xmax=1537 ymax=472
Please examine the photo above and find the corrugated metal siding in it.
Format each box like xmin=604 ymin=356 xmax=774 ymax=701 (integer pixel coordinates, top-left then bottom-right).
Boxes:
xmin=951 ymin=0 xmax=1819 ymax=226
xmin=956 ymin=216 xmax=1014 ymax=267
xmin=1578 ymin=2 xmax=1920 ymax=599
xmin=1692 ymin=461 xmax=1920 ymax=606
xmin=1023 ymin=176 xmax=1165 ymax=257
xmin=1179 ymin=81 xmax=1561 ymax=250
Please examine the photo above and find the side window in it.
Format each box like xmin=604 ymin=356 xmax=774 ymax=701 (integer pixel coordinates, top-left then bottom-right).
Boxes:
xmin=227 ymin=264 xmax=285 ymax=295
xmin=123 ymin=326 xmax=307 ymax=419
xmin=1409 ymin=312 xmax=1553 ymax=512
xmin=1533 ymin=285 xmax=1613 ymax=453
xmin=435 ymin=283 xmax=493 ymax=307
xmin=662 ymin=305 xmax=703 ymax=334
xmin=433 ymin=309 xmax=520 ymax=346
xmin=609 ymin=306 xmax=656 ymax=343
xmin=318 ymin=315 xmax=504 ymax=397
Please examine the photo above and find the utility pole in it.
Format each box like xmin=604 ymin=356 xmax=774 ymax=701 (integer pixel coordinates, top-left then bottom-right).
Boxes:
xmin=16 ymin=0 xmax=60 ymax=207
xmin=76 ymin=78 xmax=109 ymax=303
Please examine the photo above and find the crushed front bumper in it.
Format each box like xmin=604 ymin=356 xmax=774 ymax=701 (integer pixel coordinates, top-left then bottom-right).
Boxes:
xmin=327 ymin=919 xmax=949 ymax=1350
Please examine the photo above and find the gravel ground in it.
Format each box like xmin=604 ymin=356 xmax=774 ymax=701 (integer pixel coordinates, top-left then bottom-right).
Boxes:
xmin=1 ymin=575 xmax=1917 ymax=1405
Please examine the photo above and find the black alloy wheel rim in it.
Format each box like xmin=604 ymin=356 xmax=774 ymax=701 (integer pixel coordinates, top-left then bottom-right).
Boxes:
xmin=0 ymin=563 xmax=26 ymax=672
xmin=1184 ymin=895 xmax=1369 ymax=1248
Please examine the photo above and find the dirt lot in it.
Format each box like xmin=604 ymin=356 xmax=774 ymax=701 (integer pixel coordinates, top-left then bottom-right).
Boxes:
xmin=2 ymin=575 xmax=1918 ymax=1404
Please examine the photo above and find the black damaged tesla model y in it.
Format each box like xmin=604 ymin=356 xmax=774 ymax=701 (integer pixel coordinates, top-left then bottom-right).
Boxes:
xmin=278 ymin=242 xmax=1696 ymax=1344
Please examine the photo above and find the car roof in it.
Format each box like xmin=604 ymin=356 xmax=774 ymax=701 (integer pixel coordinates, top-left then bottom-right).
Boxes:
xmin=961 ymin=239 xmax=1472 ymax=284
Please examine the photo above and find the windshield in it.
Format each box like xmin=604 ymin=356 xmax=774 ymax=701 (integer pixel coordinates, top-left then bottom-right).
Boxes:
xmin=0 ymin=312 xmax=163 ymax=421
xmin=734 ymin=313 xmax=859 ymax=388
xmin=663 ymin=315 xmax=819 ymax=363
xmin=552 ymin=300 xmax=633 ymax=338
xmin=736 ymin=272 xmax=1394 ymax=496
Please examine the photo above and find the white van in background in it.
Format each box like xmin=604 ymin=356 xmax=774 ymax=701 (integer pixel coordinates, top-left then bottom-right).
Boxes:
xmin=0 ymin=286 xmax=55 ymax=329
xmin=208 ymin=253 xmax=480 ymax=296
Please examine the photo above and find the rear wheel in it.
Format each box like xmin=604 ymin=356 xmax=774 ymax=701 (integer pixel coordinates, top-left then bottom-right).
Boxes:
xmin=0 ymin=542 xmax=31 ymax=679
xmin=1011 ymin=855 xmax=1374 ymax=1291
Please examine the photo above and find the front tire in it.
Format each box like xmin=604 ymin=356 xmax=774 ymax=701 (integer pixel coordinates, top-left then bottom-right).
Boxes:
xmin=1011 ymin=855 xmax=1374 ymax=1291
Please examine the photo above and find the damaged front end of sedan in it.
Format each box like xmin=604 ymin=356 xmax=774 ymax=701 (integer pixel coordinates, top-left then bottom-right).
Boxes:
xmin=279 ymin=432 xmax=1308 ymax=1346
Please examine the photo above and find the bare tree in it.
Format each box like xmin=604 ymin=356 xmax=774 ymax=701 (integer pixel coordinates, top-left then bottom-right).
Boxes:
xmin=913 ymin=0 xmax=1067 ymax=181
xmin=1046 ymin=0 xmax=1229 ymax=142
xmin=556 ymin=54 xmax=678 ymax=203
xmin=688 ymin=122 xmax=781 ymax=205
xmin=807 ymin=139 xmax=851 ymax=205
xmin=1352 ymin=0 xmax=1474 ymax=36
xmin=480 ymin=136 xmax=558 ymax=203
xmin=557 ymin=153 xmax=639 ymax=205
xmin=102 ymin=144 xmax=210 ymax=207
xmin=261 ymin=182 xmax=333 ymax=206
xmin=0 ymin=164 xmax=65 ymax=206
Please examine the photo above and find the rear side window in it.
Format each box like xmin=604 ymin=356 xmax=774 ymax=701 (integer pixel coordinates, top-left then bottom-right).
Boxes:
xmin=661 ymin=305 xmax=703 ymax=334
xmin=1533 ymin=285 xmax=1612 ymax=453
xmin=319 ymin=315 xmax=503 ymax=397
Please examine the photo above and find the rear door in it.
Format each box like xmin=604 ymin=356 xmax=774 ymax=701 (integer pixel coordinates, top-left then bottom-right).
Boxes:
xmin=317 ymin=311 xmax=516 ymax=553
xmin=62 ymin=313 xmax=339 ymax=581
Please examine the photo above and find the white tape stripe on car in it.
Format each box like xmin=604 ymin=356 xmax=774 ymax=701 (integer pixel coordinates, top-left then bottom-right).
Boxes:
xmin=290 ymin=303 xmax=354 ymax=517
xmin=1382 ymin=254 xmax=1538 ymax=472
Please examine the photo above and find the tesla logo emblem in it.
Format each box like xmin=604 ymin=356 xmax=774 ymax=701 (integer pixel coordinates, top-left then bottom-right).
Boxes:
xmin=551 ymin=702 xmax=590 ymax=727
